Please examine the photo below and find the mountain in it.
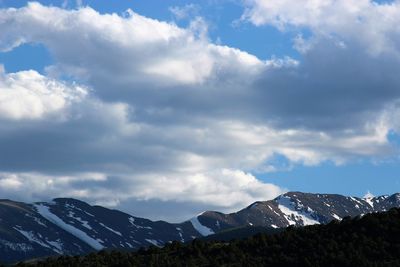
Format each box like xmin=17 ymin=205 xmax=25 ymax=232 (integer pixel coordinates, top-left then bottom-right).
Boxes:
xmin=192 ymin=191 xmax=400 ymax=234
xmin=0 ymin=192 xmax=399 ymax=264
xmin=15 ymin=207 xmax=400 ymax=267
xmin=0 ymin=198 xmax=199 ymax=264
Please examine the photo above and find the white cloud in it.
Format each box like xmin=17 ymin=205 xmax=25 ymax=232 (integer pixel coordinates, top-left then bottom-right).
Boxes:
xmin=131 ymin=169 xmax=284 ymax=207
xmin=169 ymin=4 xmax=200 ymax=20
xmin=242 ymin=0 xmax=400 ymax=56
xmin=0 ymin=67 xmax=86 ymax=120
xmin=0 ymin=172 xmax=106 ymax=198
xmin=0 ymin=2 xmax=262 ymax=87
xmin=0 ymin=174 xmax=22 ymax=190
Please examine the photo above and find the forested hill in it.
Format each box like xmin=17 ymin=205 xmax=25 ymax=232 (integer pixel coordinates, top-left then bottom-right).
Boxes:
xmin=15 ymin=208 xmax=400 ymax=267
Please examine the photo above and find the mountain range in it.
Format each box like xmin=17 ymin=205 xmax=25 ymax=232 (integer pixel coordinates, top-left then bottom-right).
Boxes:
xmin=1 ymin=191 xmax=399 ymax=264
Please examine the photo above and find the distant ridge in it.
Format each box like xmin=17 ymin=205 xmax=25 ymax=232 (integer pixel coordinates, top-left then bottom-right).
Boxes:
xmin=0 ymin=191 xmax=399 ymax=264
xmin=193 ymin=191 xmax=400 ymax=234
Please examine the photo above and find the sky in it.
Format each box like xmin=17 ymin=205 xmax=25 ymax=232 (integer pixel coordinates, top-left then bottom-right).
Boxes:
xmin=0 ymin=0 xmax=399 ymax=222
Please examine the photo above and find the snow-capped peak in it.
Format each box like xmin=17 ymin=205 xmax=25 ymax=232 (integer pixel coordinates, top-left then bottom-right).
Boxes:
xmin=362 ymin=191 xmax=375 ymax=207
xmin=363 ymin=191 xmax=375 ymax=200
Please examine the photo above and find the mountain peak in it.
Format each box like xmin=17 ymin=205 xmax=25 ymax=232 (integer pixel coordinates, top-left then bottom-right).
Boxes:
xmin=363 ymin=191 xmax=375 ymax=200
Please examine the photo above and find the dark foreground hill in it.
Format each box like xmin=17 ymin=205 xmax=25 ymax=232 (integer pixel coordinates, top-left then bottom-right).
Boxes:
xmin=15 ymin=208 xmax=400 ymax=267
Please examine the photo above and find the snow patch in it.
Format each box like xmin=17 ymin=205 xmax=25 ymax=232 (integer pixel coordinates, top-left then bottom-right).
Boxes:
xmin=14 ymin=227 xmax=51 ymax=249
xmin=145 ymin=239 xmax=162 ymax=247
xmin=363 ymin=198 xmax=374 ymax=208
xmin=99 ymin=223 xmax=122 ymax=236
xmin=363 ymin=191 xmax=375 ymax=207
xmin=363 ymin=191 xmax=375 ymax=199
xmin=129 ymin=217 xmax=152 ymax=229
xmin=0 ymin=238 xmax=33 ymax=252
xmin=25 ymin=213 xmax=47 ymax=227
xmin=67 ymin=211 xmax=92 ymax=230
xmin=34 ymin=204 xmax=104 ymax=250
xmin=176 ymin=227 xmax=184 ymax=242
xmin=272 ymin=209 xmax=280 ymax=216
xmin=14 ymin=227 xmax=63 ymax=254
xmin=47 ymin=240 xmax=64 ymax=254
xmin=350 ymin=197 xmax=363 ymax=206
xmin=190 ymin=215 xmax=214 ymax=236
xmin=277 ymin=196 xmax=320 ymax=226
xmin=65 ymin=203 xmax=95 ymax=217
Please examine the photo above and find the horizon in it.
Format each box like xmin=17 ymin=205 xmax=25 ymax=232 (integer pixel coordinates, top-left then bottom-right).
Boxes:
xmin=0 ymin=0 xmax=400 ymax=222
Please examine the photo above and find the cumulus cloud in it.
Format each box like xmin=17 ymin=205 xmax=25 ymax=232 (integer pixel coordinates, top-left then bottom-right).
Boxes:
xmin=0 ymin=2 xmax=262 ymax=88
xmin=242 ymin=0 xmax=400 ymax=56
xmin=0 ymin=66 xmax=86 ymax=120
xmin=0 ymin=2 xmax=399 ymax=220
xmin=239 ymin=0 xmax=400 ymax=132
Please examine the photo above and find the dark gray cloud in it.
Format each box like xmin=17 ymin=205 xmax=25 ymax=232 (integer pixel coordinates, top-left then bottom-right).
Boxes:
xmin=251 ymin=39 xmax=400 ymax=130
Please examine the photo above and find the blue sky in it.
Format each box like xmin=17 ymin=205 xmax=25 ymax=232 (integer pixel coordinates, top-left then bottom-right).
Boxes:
xmin=0 ymin=0 xmax=400 ymax=221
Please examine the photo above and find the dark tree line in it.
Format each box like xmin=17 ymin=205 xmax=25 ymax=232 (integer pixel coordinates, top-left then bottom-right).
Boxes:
xmin=12 ymin=208 xmax=400 ymax=267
